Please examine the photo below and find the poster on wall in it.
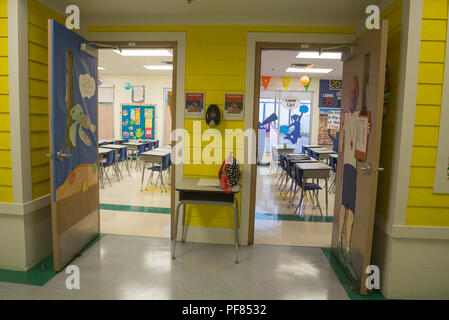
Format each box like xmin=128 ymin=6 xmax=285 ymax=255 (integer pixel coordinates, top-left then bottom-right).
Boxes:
xmin=121 ymin=104 xmax=156 ymax=140
xmin=354 ymin=112 xmax=370 ymax=161
xmin=319 ymin=108 xmax=341 ymax=145
xmin=132 ymin=85 xmax=145 ymax=103
xmin=319 ymin=79 xmax=342 ymax=108
xmin=185 ymin=92 xmax=205 ymax=119
xmin=224 ymin=93 xmax=244 ymax=120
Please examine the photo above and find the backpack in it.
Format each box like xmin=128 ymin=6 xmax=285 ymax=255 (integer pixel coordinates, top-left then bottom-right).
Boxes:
xmin=218 ymin=152 xmax=241 ymax=193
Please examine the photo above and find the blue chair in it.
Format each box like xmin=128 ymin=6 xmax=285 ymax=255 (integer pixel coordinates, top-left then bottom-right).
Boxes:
xmin=154 ymin=140 xmax=159 ymax=149
xmin=275 ymin=154 xmax=287 ymax=188
xmin=293 ymin=166 xmax=323 ymax=216
xmin=128 ymin=143 xmax=146 ymax=171
xmin=328 ymin=155 xmax=338 ymax=193
xmin=100 ymin=149 xmax=117 ymax=187
xmin=99 ymin=142 xmax=108 ymax=147
xmin=146 ymin=153 xmax=171 ymax=192
xmin=116 ymin=146 xmax=131 ymax=178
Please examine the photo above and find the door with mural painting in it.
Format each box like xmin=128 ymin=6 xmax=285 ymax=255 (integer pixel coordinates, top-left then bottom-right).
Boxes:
xmin=48 ymin=20 xmax=99 ymax=271
xmin=331 ymin=20 xmax=388 ymax=295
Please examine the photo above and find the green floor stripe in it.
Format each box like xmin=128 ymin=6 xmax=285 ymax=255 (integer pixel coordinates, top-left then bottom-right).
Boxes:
xmin=0 ymin=234 xmax=105 ymax=287
xmin=321 ymin=247 xmax=386 ymax=300
xmin=256 ymin=213 xmax=333 ymax=223
xmin=100 ymin=203 xmax=171 ymax=214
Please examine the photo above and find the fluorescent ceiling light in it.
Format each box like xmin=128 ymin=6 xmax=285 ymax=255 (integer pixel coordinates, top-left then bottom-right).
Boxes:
xmin=113 ymin=49 xmax=172 ymax=57
xmin=98 ymin=66 xmax=105 ymax=70
xmin=143 ymin=65 xmax=173 ymax=70
xmin=296 ymin=51 xmax=341 ymax=59
xmin=286 ymin=67 xmax=333 ymax=74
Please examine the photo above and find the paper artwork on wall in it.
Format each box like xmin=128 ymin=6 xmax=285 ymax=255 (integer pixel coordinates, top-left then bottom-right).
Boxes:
xmin=132 ymin=85 xmax=145 ymax=103
xmin=223 ymin=93 xmax=244 ymax=120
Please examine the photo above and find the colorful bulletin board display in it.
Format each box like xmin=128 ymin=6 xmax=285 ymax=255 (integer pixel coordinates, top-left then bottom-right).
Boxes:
xmin=185 ymin=92 xmax=205 ymax=119
xmin=319 ymin=79 xmax=342 ymax=108
xmin=223 ymin=93 xmax=244 ymax=120
xmin=132 ymin=85 xmax=145 ymax=103
xmin=121 ymin=104 xmax=156 ymax=140
xmin=318 ymin=108 xmax=341 ymax=145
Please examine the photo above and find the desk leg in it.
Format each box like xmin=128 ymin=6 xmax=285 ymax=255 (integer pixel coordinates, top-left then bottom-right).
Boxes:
xmin=181 ymin=204 xmax=186 ymax=242
xmin=325 ymin=178 xmax=328 ymax=218
xmin=172 ymin=202 xmax=183 ymax=260
xmin=140 ymin=162 xmax=146 ymax=191
xmin=233 ymin=197 xmax=239 ymax=264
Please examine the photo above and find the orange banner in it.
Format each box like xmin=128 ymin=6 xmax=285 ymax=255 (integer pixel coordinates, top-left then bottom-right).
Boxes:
xmin=261 ymin=76 xmax=271 ymax=90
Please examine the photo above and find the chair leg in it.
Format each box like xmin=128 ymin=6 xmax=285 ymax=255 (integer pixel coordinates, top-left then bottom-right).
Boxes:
xmin=104 ymin=167 xmax=112 ymax=187
xmin=294 ymin=188 xmax=304 ymax=215
xmin=315 ymin=191 xmax=323 ymax=216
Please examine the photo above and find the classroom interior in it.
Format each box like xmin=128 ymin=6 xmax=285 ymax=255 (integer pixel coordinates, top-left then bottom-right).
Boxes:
xmin=97 ymin=48 xmax=173 ymax=238
xmin=254 ymin=49 xmax=342 ymax=247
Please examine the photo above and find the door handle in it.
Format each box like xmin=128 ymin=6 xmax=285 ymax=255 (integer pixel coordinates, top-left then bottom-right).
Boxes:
xmin=358 ymin=163 xmax=384 ymax=175
xmin=46 ymin=151 xmax=72 ymax=161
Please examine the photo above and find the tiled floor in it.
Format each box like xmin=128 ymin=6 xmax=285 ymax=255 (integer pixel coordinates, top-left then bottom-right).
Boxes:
xmin=0 ymin=235 xmax=348 ymax=300
xmin=255 ymin=166 xmax=335 ymax=247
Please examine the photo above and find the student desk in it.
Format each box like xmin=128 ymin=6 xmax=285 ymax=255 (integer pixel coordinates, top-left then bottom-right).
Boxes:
xmin=302 ymin=144 xmax=321 ymax=154
xmin=172 ymin=178 xmax=240 ymax=263
xmin=138 ymin=139 xmax=159 ymax=149
xmin=309 ymin=148 xmax=337 ymax=162
xmin=275 ymin=146 xmax=295 ymax=155
xmin=140 ymin=148 xmax=171 ymax=191
xmin=295 ymin=162 xmax=332 ymax=217
xmin=123 ymin=141 xmax=146 ymax=151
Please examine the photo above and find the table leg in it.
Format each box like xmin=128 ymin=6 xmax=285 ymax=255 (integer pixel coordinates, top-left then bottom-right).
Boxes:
xmin=325 ymin=178 xmax=329 ymax=218
xmin=233 ymin=197 xmax=239 ymax=264
xmin=172 ymin=202 xmax=183 ymax=260
xmin=181 ymin=204 xmax=187 ymax=242
xmin=140 ymin=161 xmax=146 ymax=191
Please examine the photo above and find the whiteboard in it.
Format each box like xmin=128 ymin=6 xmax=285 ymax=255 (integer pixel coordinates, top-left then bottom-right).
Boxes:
xmin=98 ymin=86 xmax=114 ymax=103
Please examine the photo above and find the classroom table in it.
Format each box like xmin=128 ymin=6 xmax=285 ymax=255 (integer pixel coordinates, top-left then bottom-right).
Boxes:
xmin=274 ymin=146 xmax=295 ymax=155
xmin=172 ymin=177 xmax=240 ymax=263
xmin=295 ymin=162 xmax=332 ymax=217
xmin=309 ymin=148 xmax=337 ymax=162
xmin=140 ymin=148 xmax=171 ymax=191
xmin=98 ymin=139 xmax=115 ymax=145
xmin=122 ymin=141 xmax=146 ymax=152
xmin=138 ymin=139 xmax=159 ymax=149
xmin=103 ymin=144 xmax=130 ymax=175
xmin=302 ymin=144 xmax=321 ymax=154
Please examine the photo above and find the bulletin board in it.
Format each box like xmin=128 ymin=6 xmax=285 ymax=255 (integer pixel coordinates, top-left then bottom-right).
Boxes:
xmin=121 ymin=104 xmax=156 ymax=140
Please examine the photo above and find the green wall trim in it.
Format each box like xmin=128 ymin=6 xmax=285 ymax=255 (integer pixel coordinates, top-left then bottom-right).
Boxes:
xmin=0 ymin=234 xmax=105 ymax=287
xmin=100 ymin=203 xmax=171 ymax=214
xmin=321 ymin=247 xmax=386 ymax=300
xmin=256 ymin=213 xmax=333 ymax=223
xmin=100 ymin=203 xmax=332 ymax=223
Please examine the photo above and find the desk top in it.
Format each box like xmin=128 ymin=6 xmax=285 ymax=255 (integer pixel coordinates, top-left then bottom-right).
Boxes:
xmin=296 ymin=162 xmax=332 ymax=170
xmin=329 ymin=153 xmax=339 ymax=159
xmin=303 ymin=145 xmax=321 ymax=148
xmin=176 ymin=178 xmax=240 ymax=193
xmin=123 ymin=141 xmax=145 ymax=146
xmin=142 ymin=149 xmax=170 ymax=156
xmin=312 ymin=148 xmax=336 ymax=154
xmin=98 ymin=147 xmax=113 ymax=154
xmin=290 ymin=158 xmax=318 ymax=163
xmin=103 ymin=144 xmax=127 ymax=149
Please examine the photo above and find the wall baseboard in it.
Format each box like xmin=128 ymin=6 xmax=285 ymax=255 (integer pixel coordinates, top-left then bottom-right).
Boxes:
xmin=0 ymin=195 xmax=51 ymax=216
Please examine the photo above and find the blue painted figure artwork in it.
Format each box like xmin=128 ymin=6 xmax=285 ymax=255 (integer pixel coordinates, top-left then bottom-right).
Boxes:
xmin=283 ymin=105 xmax=309 ymax=145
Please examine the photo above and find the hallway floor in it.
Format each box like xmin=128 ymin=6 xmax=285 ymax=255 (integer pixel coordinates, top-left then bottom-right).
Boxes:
xmin=0 ymin=235 xmax=348 ymax=300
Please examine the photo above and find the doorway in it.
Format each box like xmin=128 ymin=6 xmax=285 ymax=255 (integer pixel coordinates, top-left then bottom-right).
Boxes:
xmin=252 ymin=45 xmax=343 ymax=247
xmin=96 ymin=43 xmax=176 ymax=239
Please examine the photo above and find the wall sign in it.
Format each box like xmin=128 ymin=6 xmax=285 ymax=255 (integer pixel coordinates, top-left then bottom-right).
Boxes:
xmin=223 ymin=93 xmax=244 ymax=120
xmin=319 ymin=79 xmax=342 ymax=108
xmin=121 ymin=104 xmax=156 ymax=140
xmin=132 ymin=85 xmax=145 ymax=103
xmin=185 ymin=92 xmax=205 ymax=119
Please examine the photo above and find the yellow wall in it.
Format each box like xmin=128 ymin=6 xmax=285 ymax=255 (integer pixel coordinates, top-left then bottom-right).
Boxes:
xmin=90 ymin=25 xmax=354 ymax=228
xmin=377 ymin=0 xmax=403 ymax=219
xmin=0 ymin=0 xmax=13 ymax=203
xmin=26 ymin=1 xmax=355 ymax=228
xmin=406 ymin=0 xmax=449 ymax=227
xmin=28 ymin=0 xmax=64 ymax=199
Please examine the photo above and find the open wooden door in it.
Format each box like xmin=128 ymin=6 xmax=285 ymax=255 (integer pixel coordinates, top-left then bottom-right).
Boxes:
xmin=331 ymin=20 xmax=388 ymax=295
xmin=48 ymin=20 xmax=99 ymax=271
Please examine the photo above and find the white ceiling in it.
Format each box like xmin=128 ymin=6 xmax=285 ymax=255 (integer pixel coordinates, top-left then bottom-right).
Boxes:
xmin=261 ymin=50 xmax=342 ymax=80
xmin=98 ymin=49 xmax=173 ymax=75
xmin=39 ymin=0 xmax=390 ymax=27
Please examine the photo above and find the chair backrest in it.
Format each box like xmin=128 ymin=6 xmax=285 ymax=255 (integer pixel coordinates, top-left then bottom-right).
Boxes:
xmin=117 ymin=146 xmax=127 ymax=162
xmin=103 ymin=149 xmax=115 ymax=167
xmin=122 ymin=139 xmax=129 ymax=143
xmin=154 ymin=140 xmax=159 ymax=149
xmin=330 ymin=156 xmax=337 ymax=172
xmin=138 ymin=143 xmax=145 ymax=156
xmin=99 ymin=142 xmax=107 ymax=147
xmin=294 ymin=166 xmax=304 ymax=188
xmin=161 ymin=153 xmax=170 ymax=170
